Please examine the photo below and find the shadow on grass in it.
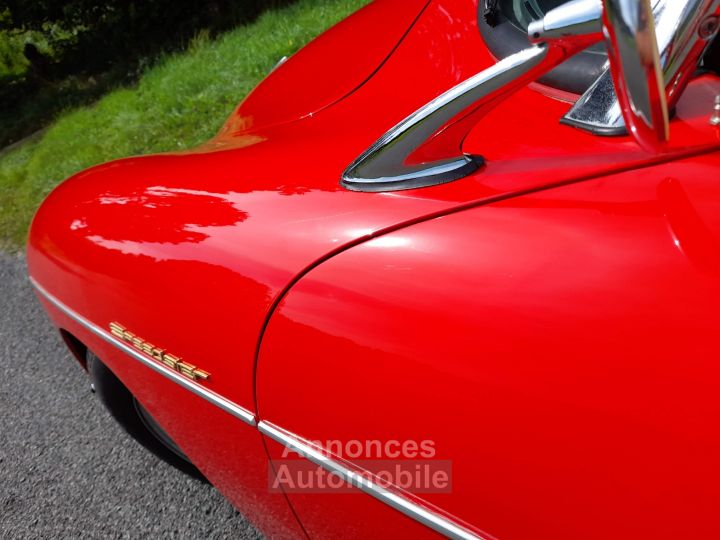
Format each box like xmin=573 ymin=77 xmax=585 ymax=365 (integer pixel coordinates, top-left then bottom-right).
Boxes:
xmin=0 ymin=0 xmax=298 ymax=149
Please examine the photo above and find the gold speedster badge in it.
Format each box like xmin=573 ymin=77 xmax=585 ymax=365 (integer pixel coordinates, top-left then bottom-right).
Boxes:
xmin=109 ymin=322 xmax=210 ymax=382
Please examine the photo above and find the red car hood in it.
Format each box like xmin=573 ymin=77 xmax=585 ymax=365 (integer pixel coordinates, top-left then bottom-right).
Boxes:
xmin=27 ymin=0 xmax=720 ymax=409
xmin=221 ymin=0 xmax=429 ymax=135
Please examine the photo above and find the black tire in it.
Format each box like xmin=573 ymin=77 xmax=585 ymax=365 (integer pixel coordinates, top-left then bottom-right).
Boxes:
xmin=86 ymin=350 xmax=207 ymax=482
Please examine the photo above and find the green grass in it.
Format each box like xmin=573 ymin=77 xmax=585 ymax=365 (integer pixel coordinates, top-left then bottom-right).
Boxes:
xmin=0 ymin=0 xmax=369 ymax=251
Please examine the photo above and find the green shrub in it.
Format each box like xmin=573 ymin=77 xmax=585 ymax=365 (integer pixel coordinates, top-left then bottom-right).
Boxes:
xmin=0 ymin=1 xmax=296 ymax=76
xmin=0 ymin=30 xmax=28 ymax=77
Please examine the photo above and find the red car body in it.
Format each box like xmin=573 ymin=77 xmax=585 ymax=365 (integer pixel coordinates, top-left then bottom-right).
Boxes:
xmin=27 ymin=0 xmax=720 ymax=538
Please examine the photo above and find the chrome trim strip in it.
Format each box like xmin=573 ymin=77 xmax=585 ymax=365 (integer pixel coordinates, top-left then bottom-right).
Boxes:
xmin=31 ymin=276 xmax=486 ymax=537
xmin=258 ymin=420 xmax=487 ymax=540
xmin=29 ymin=277 xmax=257 ymax=426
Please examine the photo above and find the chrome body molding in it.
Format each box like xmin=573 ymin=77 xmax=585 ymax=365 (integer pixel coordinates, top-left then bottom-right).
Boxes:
xmin=561 ymin=64 xmax=624 ymax=135
xmin=29 ymin=277 xmax=257 ymax=426
xmin=259 ymin=420 xmax=488 ymax=540
xmin=33 ymin=276 xmax=487 ymax=538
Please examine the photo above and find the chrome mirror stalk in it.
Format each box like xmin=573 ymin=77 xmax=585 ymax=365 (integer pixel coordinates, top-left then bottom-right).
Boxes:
xmin=342 ymin=0 xmax=603 ymax=192
xmin=527 ymin=0 xmax=603 ymax=40
xmin=342 ymin=44 xmax=586 ymax=192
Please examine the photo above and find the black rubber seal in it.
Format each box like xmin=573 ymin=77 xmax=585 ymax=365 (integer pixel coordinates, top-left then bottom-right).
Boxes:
xmin=559 ymin=115 xmax=628 ymax=137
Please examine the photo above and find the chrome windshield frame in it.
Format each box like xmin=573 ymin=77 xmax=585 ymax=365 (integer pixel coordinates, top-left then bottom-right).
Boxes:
xmin=564 ymin=0 xmax=720 ymax=136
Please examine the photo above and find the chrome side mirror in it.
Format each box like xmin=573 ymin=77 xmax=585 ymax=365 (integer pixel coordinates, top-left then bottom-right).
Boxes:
xmin=341 ymin=0 xmax=717 ymax=192
xmin=342 ymin=0 xmax=604 ymax=192
xmin=603 ymin=0 xmax=669 ymax=151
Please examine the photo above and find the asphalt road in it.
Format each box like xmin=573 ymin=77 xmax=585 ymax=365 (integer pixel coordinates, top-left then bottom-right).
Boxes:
xmin=0 ymin=253 xmax=262 ymax=539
